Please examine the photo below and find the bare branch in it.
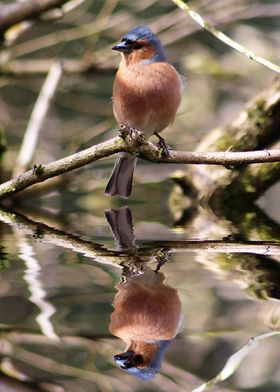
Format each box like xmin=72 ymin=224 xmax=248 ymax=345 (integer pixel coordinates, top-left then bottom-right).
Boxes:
xmin=0 ymin=57 xmax=108 ymax=75
xmin=0 ymin=0 xmax=155 ymax=63
xmin=193 ymin=331 xmax=280 ymax=392
xmin=0 ymin=0 xmax=69 ymax=35
xmin=2 ymin=2 xmax=280 ymax=76
xmin=14 ymin=61 xmax=63 ymax=176
xmin=0 ymin=132 xmax=279 ymax=200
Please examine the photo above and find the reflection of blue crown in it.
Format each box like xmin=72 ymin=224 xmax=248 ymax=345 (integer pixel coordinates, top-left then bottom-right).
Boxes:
xmin=125 ymin=340 xmax=172 ymax=381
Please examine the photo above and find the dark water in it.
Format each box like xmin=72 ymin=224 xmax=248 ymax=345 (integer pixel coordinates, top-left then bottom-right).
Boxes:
xmin=0 ymin=201 xmax=279 ymax=392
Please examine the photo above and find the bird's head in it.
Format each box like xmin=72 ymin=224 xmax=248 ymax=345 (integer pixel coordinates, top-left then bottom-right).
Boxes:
xmin=112 ymin=26 xmax=166 ymax=64
xmin=113 ymin=340 xmax=171 ymax=380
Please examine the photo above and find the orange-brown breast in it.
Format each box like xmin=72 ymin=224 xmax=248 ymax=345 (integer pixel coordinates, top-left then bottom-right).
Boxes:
xmin=113 ymin=61 xmax=182 ymax=137
xmin=109 ymin=273 xmax=182 ymax=343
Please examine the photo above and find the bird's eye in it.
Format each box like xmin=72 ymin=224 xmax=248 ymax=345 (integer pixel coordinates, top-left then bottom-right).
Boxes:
xmin=123 ymin=38 xmax=132 ymax=45
xmin=121 ymin=362 xmax=133 ymax=369
xmin=133 ymin=42 xmax=144 ymax=50
xmin=133 ymin=354 xmax=144 ymax=365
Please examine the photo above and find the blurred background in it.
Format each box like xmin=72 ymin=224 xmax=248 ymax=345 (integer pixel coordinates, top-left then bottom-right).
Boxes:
xmin=0 ymin=0 xmax=279 ymax=215
xmin=0 ymin=0 xmax=280 ymax=391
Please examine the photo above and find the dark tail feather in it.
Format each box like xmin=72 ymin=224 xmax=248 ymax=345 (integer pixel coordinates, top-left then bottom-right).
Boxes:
xmin=105 ymin=152 xmax=137 ymax=198
xmin=105 ymin=207 xmax=135 ymax=250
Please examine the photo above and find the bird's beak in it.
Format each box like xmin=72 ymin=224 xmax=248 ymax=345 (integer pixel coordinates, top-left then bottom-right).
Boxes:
xmin=112 ymin=42 xmax=131 ymax=53
xmin=113 ymin=352 xmax=133 ymax=367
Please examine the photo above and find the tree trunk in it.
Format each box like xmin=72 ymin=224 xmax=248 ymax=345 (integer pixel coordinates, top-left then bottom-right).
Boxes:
xmin=182 ymin=78 xmax=280 ymax=209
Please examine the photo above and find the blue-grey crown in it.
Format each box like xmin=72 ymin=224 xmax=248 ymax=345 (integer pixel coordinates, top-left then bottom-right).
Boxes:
xmin=125 ymin=340 xmax=171 ymax=380
xmin=124 ymin=26 xmax=167 ymax=62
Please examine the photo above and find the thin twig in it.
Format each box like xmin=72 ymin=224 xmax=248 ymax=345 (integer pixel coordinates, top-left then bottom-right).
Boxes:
xmin=161 ymin=2 xmax=280 ymax=47
xmin=0 ymin=134 xmax=280 ymax=199
xmin=193 ymin=331 xmax=280 ymax=392
xmin=1 ymin=339 xmax=114 ymax=390
xmin=82 ymin=0 xmax=120 ymax=63
xmin=61 ymin=0 xmax=88 ymax=14
xmin=171 ymin=0 xmax=280 ymax=74
xmin=14 ymin=61 xmax=63 ymax=176
xmin=0 ymin=0 xmax=69 ymax=34
xmin=0 ymin=12 xmax=124 ymax=64
xmin=4 ymin=0 xmax=88 ymax=46
xmin=2 ymin=2 xmax=280 ymax=75
xmin=0 ymin=0 xmax=155 ymax=62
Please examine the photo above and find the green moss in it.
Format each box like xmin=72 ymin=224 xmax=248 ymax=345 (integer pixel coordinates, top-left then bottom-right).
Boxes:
xmin=216 ymin=97 xmax=273 ymax=153
xmin=215 ymin=130 xmax=236 ymax=151
xmin=247 ymin=98 xmax=272 ymax=130
xmin=243 ymin=182 xmax=256 ymax=193
xmin=247 ymin=98 xmax=265 ymax=118
xmin=213 ymin=253 xmax=241 ymax=272
xmin=220 ymin=160 xmax=280 ymax=211
xmin=257 ymin=161 xmax=280 ymax=180
xmin=215 ymin=129 xmax=257 ymax=151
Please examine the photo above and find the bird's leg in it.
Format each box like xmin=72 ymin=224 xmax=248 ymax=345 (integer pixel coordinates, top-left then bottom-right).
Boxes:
xmin=154 ymin=132 xmax=171 ymax=157
xmin=154 ymin=249 xmax=172 ymax=272
xmin=121 ymin=258 xmax=146 ymax=280
xmin=118 ymin=124 xmax=130 ymax=139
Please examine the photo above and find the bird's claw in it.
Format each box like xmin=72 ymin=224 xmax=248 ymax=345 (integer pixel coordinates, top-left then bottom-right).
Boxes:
xmin=157 ymin=139 xmax=170 ymax=157
xmin=154 ymin=132 xmax=170 ymax=157
xmin=118 ymin=124 xmax=128 ymax=139
xmin=118 ymin=125 xmax=145 ymax=144
xmin=154 ymin=249 xmax=172 ymax=272
xmin=121 ymin=260 xmax=146 ymax=279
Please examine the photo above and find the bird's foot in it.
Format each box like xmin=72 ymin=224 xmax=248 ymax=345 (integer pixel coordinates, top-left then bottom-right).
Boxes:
xmin=118 ymin=124 xmax=145 ymax=144
xmin=155 ymin=132 xmax=171 ymax=157
xmin=121 ymin=259 xmax=146 ymax=280
xmin=154 ymin=249 xmax=172 ymax=272
xmin=118 ymin=124 xmax=129 ymax=139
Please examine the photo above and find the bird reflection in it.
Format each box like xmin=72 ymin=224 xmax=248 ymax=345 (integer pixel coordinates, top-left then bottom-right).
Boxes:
xmin=105 ymin=207 xmax=183 ymax=380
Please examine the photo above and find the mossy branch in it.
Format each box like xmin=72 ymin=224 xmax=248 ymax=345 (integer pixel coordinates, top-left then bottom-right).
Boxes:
xmin=0 ymin=131 xmax=279 ymax=200
xmin=182 ymin=79 xmax=280 ymax=204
